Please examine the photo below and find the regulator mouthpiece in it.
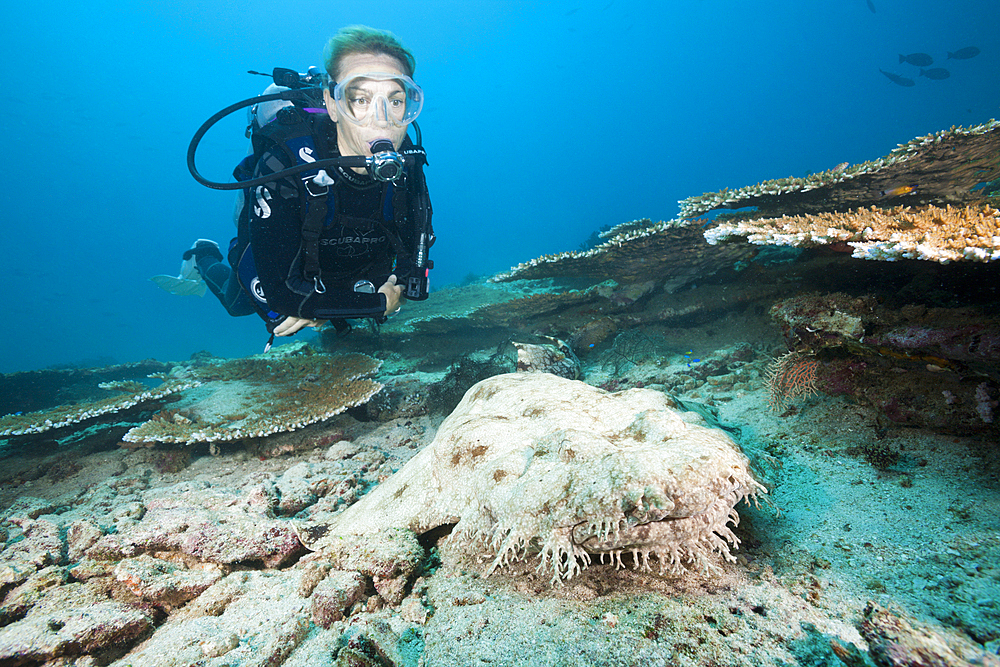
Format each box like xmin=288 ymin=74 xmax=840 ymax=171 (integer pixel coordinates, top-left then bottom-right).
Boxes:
xmin=367 ymin=139 xmax=404 ymax=182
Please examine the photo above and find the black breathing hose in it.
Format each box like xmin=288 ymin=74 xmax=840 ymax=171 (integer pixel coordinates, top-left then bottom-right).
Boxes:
xmin=186 ymin=89 xmax=371 ymax=191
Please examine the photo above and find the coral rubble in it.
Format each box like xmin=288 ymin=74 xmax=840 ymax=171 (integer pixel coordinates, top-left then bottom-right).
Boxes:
xmin=317 ymin=372 xmax=764 ymax=584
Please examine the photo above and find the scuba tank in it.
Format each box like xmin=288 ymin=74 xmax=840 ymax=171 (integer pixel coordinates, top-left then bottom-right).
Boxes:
xmin=248 ymin=83 xmax=294 ymax=133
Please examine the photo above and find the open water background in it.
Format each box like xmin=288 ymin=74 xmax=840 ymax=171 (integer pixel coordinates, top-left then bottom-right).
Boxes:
xmin=2 ymin=0 xmax=998 ymax=372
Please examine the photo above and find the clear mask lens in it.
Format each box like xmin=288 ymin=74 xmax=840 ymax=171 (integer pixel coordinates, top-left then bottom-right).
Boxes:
xmin=332 ymin=72 xmax=423 ymax=127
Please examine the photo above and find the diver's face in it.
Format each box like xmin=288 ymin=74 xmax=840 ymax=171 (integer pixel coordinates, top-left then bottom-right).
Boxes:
xmin=324 ymin=53 xmax=410 ymax=166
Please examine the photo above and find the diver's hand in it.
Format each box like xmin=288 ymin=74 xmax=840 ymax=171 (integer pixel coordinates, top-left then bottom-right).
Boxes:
xmin=379 ymin=275 xmax=405 ymax=318
xmin=273 ymin=316 xmax=326 ymax=337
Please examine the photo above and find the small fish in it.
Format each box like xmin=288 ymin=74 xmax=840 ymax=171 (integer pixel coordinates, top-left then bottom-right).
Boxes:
xmin=899 ymin=52 xmax=933 ymax=67
xmin=880 ymin=185 xmax=917 ymax=198
xmin=920 ymin=67 xmax=951 ymax=80
xmin=879 ymin=69 xmax=915 ymax=87
xmin=947 ymin=46 xmax=980 ymax=60
xmin=866 ymin=0 xmax=876 ymax=13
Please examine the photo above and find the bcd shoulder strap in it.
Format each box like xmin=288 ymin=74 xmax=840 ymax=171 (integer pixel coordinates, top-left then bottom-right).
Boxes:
xmin=252 ymin=107 xmax=334 ymax=292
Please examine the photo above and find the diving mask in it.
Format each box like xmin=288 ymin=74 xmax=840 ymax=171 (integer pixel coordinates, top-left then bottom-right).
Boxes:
xmin=330 ymin=72 xmax=423 ymax=127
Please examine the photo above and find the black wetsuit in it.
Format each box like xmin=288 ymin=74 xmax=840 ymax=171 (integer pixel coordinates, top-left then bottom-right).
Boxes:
xmin=198 ymin=116 xmax=413 ymax=326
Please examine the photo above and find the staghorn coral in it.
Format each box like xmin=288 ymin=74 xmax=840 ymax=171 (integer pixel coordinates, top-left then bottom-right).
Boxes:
xmin=705 ymin=203 xmax=1000 ymax=263
xmin=316 ymin=372 xmax=765 ymax=584
xmin=680 ymin=119 xmax=1000 ymax=218
xmin=122 ymin=351 xmax=382 ymax=445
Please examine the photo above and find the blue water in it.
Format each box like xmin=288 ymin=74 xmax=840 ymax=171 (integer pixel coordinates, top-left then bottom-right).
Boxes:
xmin=2 ymin=0 xmax=997 ymax=373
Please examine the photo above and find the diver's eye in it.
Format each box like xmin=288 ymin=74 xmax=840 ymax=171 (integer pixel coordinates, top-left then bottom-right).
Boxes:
xmin=389 ymin=98 xmax=405 ymax=109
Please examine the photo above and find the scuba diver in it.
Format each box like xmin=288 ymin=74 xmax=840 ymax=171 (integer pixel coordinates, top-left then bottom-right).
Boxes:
xmin=171 ymin=25 xmax=433 ymax=348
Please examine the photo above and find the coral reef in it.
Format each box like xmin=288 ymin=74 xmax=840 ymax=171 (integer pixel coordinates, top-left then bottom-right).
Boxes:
xmin=769 ymin=292 xmax=1000 ymax=434
xmin=0 ymin=378 xmax=199 ymax=438
xmin=2 ymin=117 xmax=999 ymax=667
xmin=680 ymin=119 xmax=1000 ymax=218
xmin=0 ymin=343 xmax=384 ymax=449
xmin=491 ymin=218 xmax=753 ymax=284
xmin=316 ymin=372 xmax=765 ymax=584
xmin=705 ymin=203 xmax=1000 ymax=263
xmin=0 ymin=359 xmax=174 ymax=417
xmin=123 ymin=350 xmax=382 ymax=445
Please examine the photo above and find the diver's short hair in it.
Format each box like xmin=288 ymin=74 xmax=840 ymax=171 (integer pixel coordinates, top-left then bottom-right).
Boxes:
xmin=323 ymin=25 xmax=416 ymax=81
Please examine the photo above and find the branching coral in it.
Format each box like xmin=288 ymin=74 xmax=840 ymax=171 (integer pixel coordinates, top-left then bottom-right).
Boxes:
xmin=705 ymin=203 xmax=1000 ymax=263
xmin=318 ymin=372 xmax=765 ymax=584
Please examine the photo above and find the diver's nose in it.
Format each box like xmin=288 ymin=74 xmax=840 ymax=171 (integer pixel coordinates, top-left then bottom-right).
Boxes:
xmin=372 ymin=96 xmax=391 ymax=127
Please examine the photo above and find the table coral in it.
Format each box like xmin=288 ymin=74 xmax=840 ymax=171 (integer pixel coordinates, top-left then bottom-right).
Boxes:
xmin=0 ymin=346 xmax=385 ymax=449
xmin=0 ymin=378 xmax=198 ymax=437
xmin=0 ymin=360 xmax=174 ymax=417
xmin=491 ymin=218 xmax=752 ymax=284
xmin=319 ymin=372 xmax=765 ymax=584
xmin=680 ymin=119 xmax=1000 ymax=218
xmin=122 ymin=352 xmax=382 ymax=445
